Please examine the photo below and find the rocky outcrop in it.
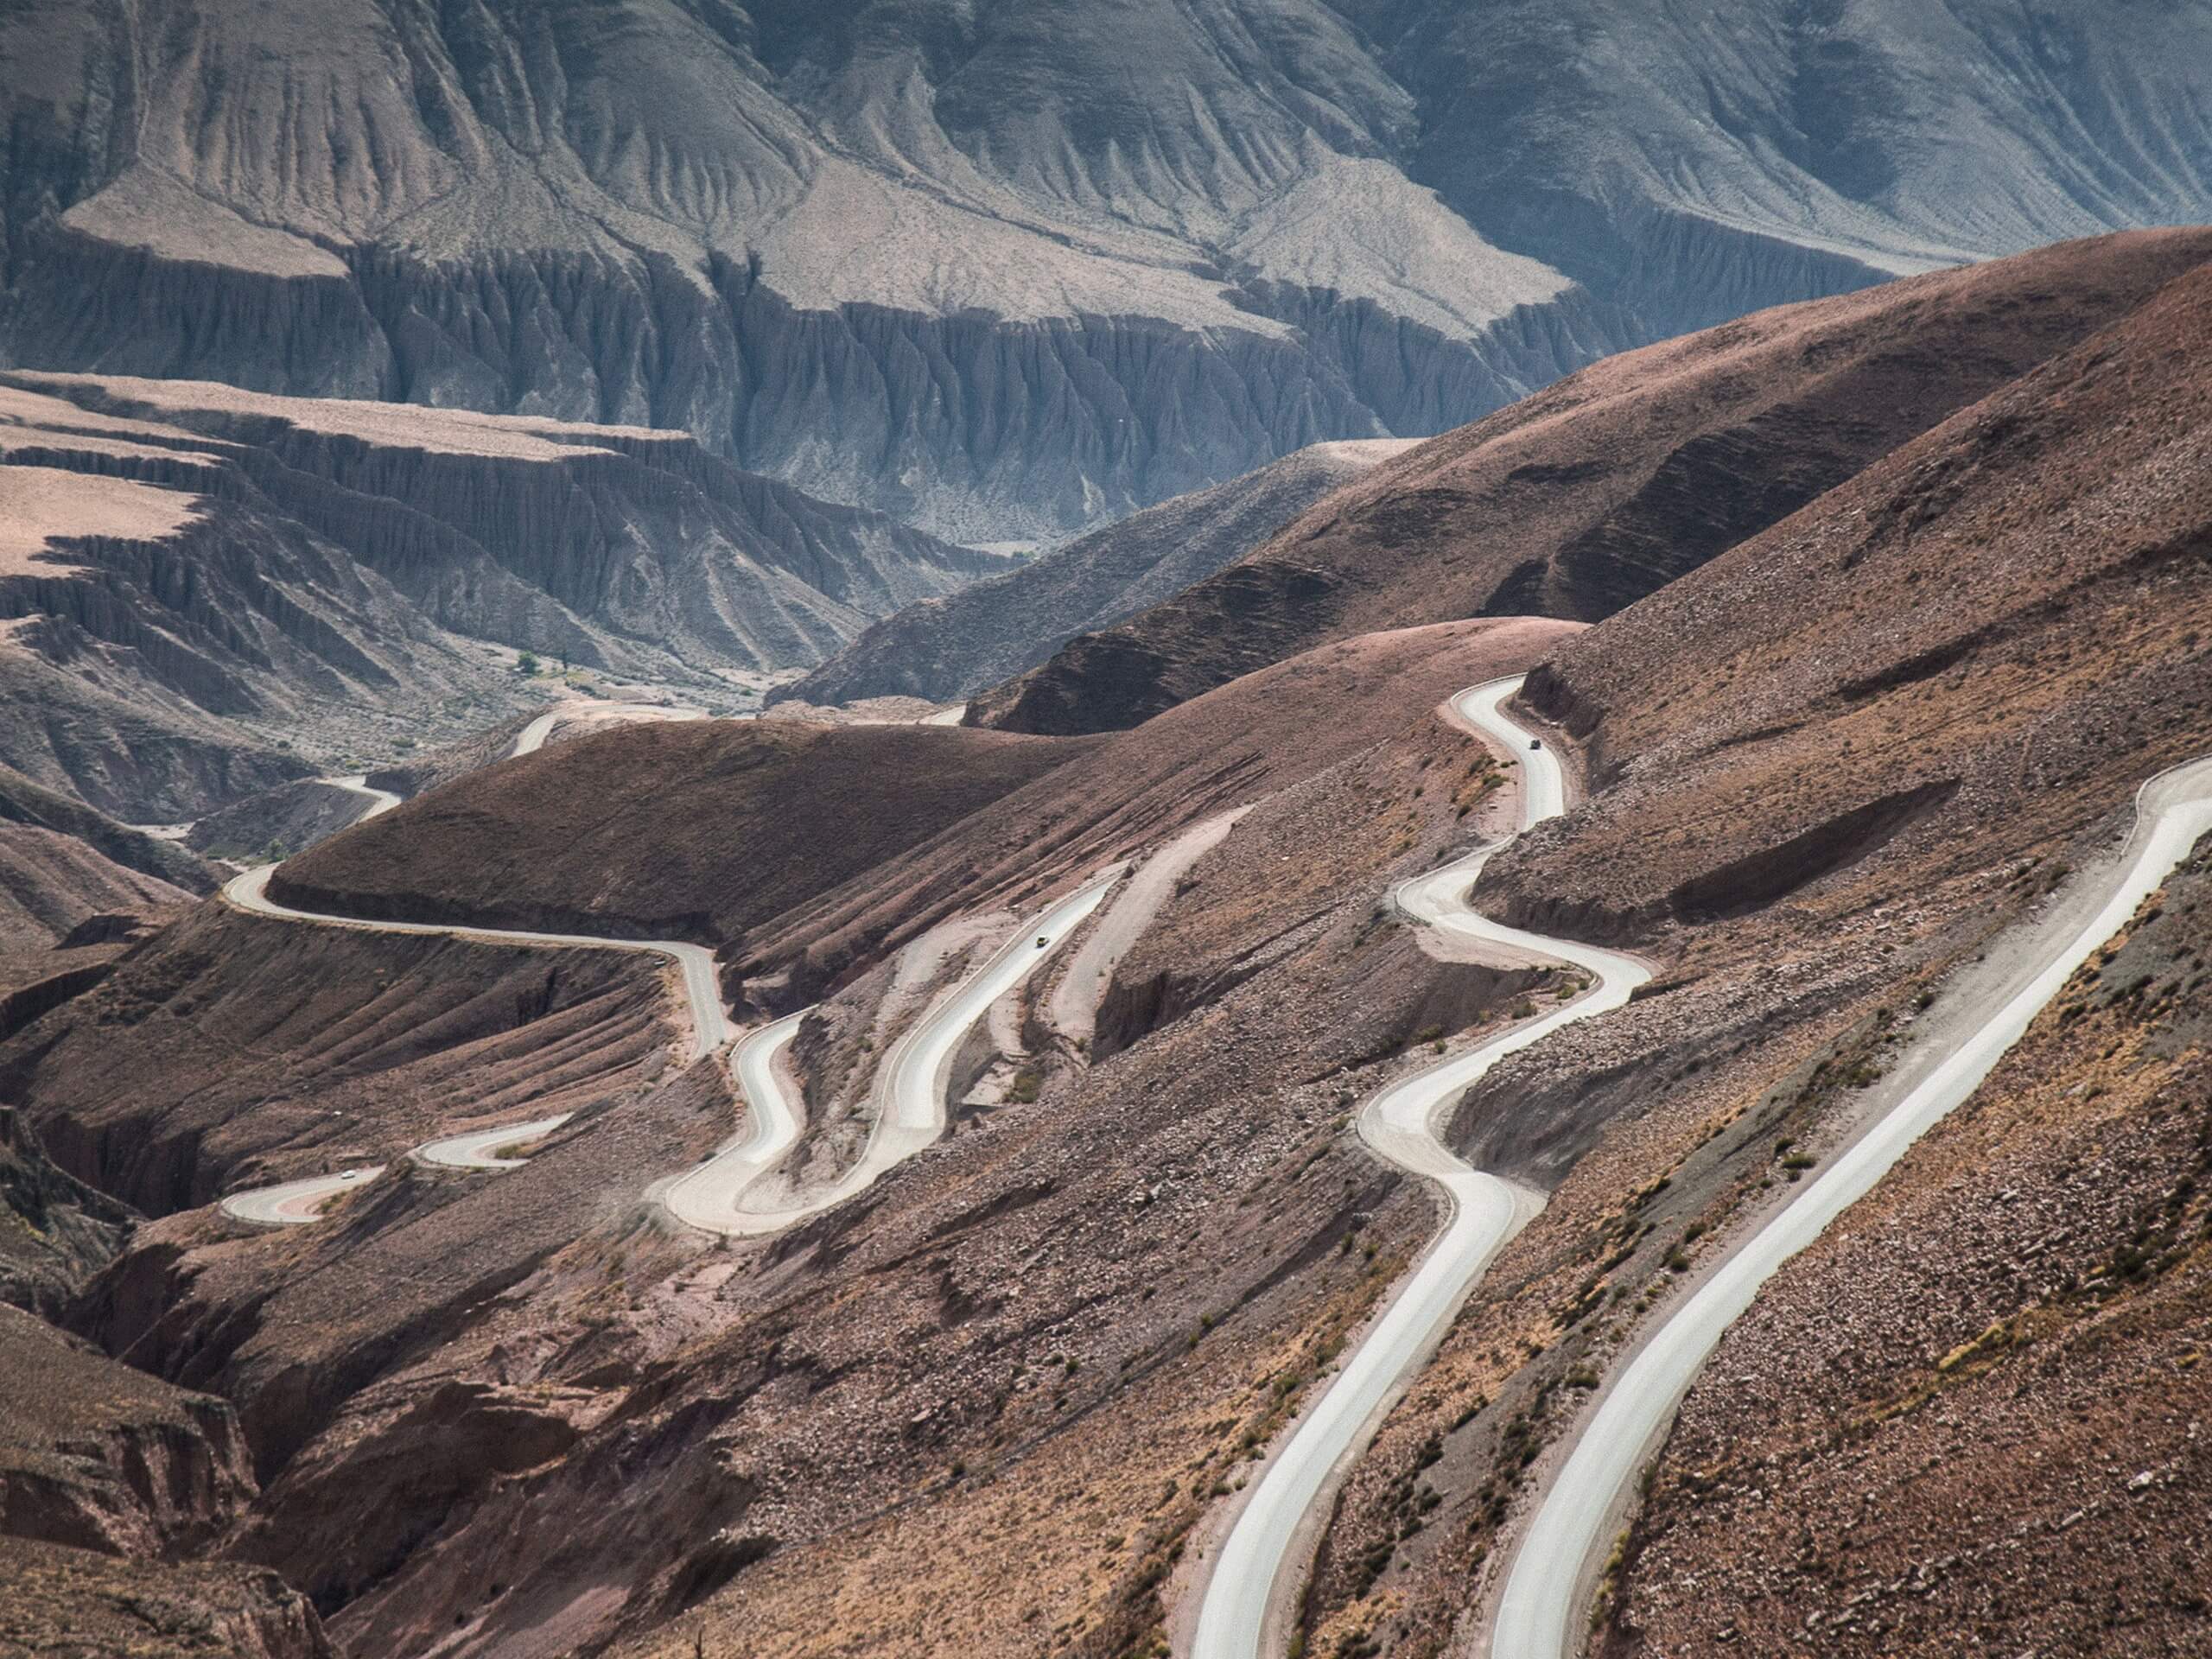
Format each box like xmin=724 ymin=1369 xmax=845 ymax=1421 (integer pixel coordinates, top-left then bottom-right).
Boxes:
xmin=0 ymin=1302 xmax=255 ymax=1556
xmin=0 ymin=1538 xmax=332 ymax=1659
xmin=0 ymin=1106 xmax=131 ymax=1318
xmin=234 ymin=1381 xmax=586 ymax=1610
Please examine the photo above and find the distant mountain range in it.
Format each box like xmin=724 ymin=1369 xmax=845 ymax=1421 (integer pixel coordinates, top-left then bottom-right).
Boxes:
xmin=4 ymin=0 xmax=2209 ymax=541
xmin=0 ymin=372 xmax=998 ymax=819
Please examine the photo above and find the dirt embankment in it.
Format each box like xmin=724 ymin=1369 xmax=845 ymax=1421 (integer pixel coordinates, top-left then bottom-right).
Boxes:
xmin=970 ymin=228 xmax=2212 ymax=737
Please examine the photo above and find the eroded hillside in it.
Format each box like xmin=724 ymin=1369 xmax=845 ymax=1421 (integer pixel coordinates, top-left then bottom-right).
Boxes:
xmin=3 ymin=233 xmax=2210 ymax=1659
xmin=973 ymin=229 xmax=2212 ymax=734
xmin=0 ymin=373 xmax=1001 ymax=820
xmin=4 ymin=1 xmax=2209 ymax=537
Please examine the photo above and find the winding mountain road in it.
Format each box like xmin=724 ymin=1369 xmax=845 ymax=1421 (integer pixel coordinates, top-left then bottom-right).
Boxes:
xmin=219 ymin=1163 xmax=389 ymax=1225
xmin=216 ymin=861 xmax=730 ymax=1224
xmin=1192 ymin=677 xmax=1649 ymax=1659
xmin=217 ymin=791 xmax=1115 ymax=1230
xmin=512 ymin=698 xmax=708 ymax=759
xmin=1491 ymin=750 xmax=2212 ymax=1658
xmin=414 ymin=1114 xmax=577 ymax=1170
xmin=671 ymin=874 xmax=1121 ymax=1235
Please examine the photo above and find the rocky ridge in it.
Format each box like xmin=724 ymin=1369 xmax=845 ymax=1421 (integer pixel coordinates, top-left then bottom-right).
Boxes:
xmin=773 ymin=439 xmax=1413 ymax=710
xmin=972 ymin=229 xmax=2212 ymax=734
xmin=4 ymin=1 xmax=2209 ymax=538
xmin=0 ymin=372 xmax=1001 ymax=820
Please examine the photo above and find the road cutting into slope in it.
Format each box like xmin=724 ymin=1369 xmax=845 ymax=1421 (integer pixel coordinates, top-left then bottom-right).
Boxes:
xmin=1190 ymin=677 xmax=1651 ymax=1659
xmin=218 ymin=832 xmax=1113 ymax=1230
xmin=1491 ymin=749 xmax=2212 ymax=1658
xmin=319 ymin=773 xmax=402 ymax=823
xmin=511 ymin=698 xmax=709 ymax=759
xmin=671 ymin=873 xmax=1121 ymax=1236
xmin=414 ymin=1114 xmax=577 ymax=1170
xmin=215 ymin=861 xmax=728 ymax=1225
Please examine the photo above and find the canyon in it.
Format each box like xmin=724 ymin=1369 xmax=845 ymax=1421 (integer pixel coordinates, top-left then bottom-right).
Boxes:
xmin=1 ymin=19 xmax=2210 ymax=1647
xmin=0 ymin=372 xmax=1002 ymax=823
xmin=3 ymin=3 xmax=2209 ymax=541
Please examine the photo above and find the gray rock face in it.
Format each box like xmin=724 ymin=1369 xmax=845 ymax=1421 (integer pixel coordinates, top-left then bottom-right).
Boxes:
xmin=773 ymin=438 xmax=1414 ymax=709
xmin=0 ymin=373 xmax=999 ymax=818
xmin=3 ymin=1 xmax=2205 ymax=541
xmin=0 ymin=1109 xmax=132 ymax=1319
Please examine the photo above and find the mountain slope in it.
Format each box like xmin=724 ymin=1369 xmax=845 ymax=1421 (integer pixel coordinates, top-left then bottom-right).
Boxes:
xmin=270 ymin=720 xmax=1094 ymax=956
xmin=772 ymin=439 xmax=1412 ymax=710
xmin=18 ymin=228 xmax=2212 ymax=1653
xmin=3 ymin=2 xmax=2209 ymax=538
xmin=0 ymin=372 xmax=1001 ymax=818
xmin=1285 ymin=200 xmax=2212 ymax=1659
xmin=972 ymin=228 xmax=2212 ymax=734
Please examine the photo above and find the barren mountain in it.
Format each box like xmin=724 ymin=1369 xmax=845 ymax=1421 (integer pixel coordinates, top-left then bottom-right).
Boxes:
xmin=0 ymin=372 xmax=1001 ymax=819
xmin=10 ymin=233 xmax=2211 ymax=1650
xmin=773 ymin=439 xmax=1413 ymax=710
xmin=973 ymin=227 xmax=2212 ymax=734
xmin=3 ymin=2 xmax=2209 ymax=538
xmin=272 ymin=721 xmax=1093 ymax=959
xmin=188 ymin=225 xmax=2212 ymax=1659
xmin=0 ymin=1284 xmax=329 ymax=1657
xmin=1281 ymin=207 xmax=2212 ymax=1659
xmin=10 ymin=616 xmax=1563 ymax=1659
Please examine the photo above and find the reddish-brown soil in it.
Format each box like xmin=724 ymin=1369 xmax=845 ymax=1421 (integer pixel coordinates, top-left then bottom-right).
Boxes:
xmin=971 ymin=227 xmax=2212 ymax=736
xmin=732 ymin=619 xmax=1583 ymax=1007
xmin=2 ymin=618 xmax=1573 ymax=1659
xmin=1282 ymin=242 xmax=2212 ymax=1659
xmin=0 ymin=903 xmax=679 ymax=1215
xmin=272 ymin=721 xmax=1094 ymax=957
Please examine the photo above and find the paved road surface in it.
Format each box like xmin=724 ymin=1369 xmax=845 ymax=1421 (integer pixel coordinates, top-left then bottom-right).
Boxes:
xmin=661 ymin=1014 xmax=809 ymax=1235
xmin=1491 ymin=752 xmax=2212 ymax=1658
xmin=1192 ymin=677 xmax=1649 ymax=1659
